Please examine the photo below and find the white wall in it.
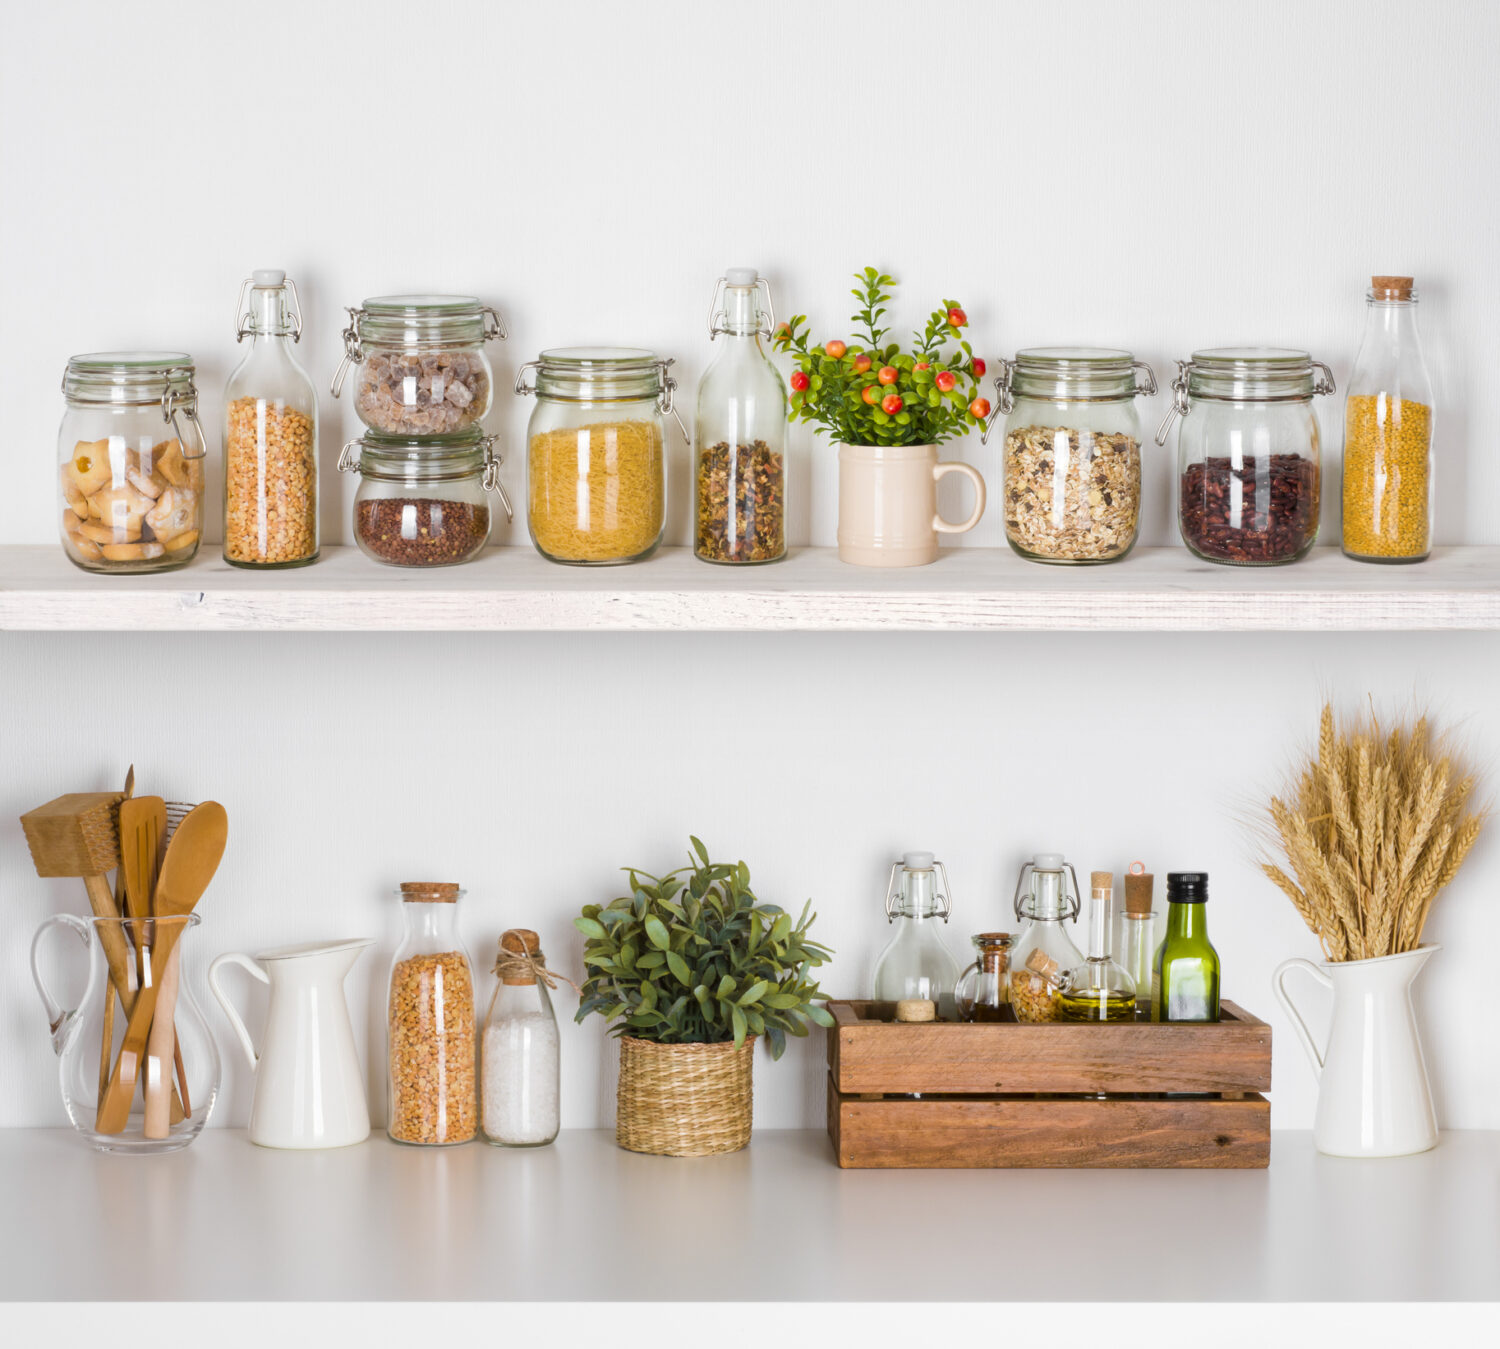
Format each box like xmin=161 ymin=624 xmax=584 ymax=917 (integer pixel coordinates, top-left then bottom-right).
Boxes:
xmin=3 ymin=1 xmax=1500 ymax=1133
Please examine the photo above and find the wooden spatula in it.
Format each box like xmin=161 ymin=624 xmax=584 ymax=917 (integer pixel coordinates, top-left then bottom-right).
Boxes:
xmin=96 ymin=801 xmax=227 ymax=1136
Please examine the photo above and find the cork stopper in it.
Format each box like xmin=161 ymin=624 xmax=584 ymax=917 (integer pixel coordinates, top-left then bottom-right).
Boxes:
xmin=1371 ymin=275 xmax=1415 ymax=301
xmin=1090 ymin=870 xmax=1112 ymax=896
xmin=400 ymin=881 xmax=460 ymax=903
xmin=1124 ymin=867 xmax=1154 ymax=916
xmin=1025 ymin=947 xmax=1060 ymax=982
xmin=499 ymin=928 xmax=541 ymax=984
xmin=895 ymin=998 xmax=936 ymax=1023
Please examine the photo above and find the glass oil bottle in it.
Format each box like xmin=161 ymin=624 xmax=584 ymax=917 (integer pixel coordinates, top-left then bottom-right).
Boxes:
xmin=1056 ymin=871 xmax=1137 ymax=1022
xmin=1116 ymin=863 xmax=1157 ymax=1021
xmin=1153 ymin=872 xmax=1221 ymax=1022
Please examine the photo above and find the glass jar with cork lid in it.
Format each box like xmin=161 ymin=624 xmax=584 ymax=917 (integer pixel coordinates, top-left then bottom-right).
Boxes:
xmin=955 ymin=932 xmax=1013 ymax=1021
xmin=982 ymin=348 xmax=1156 ymax=564
xmin=386 ymin=882 xmax=477 ymax=1146
xmin=481 ymin=929 xmax=562 ymax=1148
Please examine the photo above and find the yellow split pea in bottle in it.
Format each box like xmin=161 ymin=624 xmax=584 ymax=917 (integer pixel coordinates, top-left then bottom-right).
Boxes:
xmin=517 ymin=348 xmax=683 ymax=564
xmin=1341 ymin=276 xmax=1434 ymax=563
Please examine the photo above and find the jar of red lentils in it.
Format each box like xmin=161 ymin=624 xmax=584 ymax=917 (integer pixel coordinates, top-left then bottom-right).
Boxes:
xmin=1158 ymin=348 xmax=1334 ymax=566
xmin=338 ymin=430 xmax=512 ymax=567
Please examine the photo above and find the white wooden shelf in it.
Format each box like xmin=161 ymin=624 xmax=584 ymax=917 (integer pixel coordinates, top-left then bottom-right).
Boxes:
xmin=2 ymin=544 xmax=1499 ymax=632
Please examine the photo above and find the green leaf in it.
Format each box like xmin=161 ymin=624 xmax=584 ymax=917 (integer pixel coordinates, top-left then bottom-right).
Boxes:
xmin=804 ymin=1003 xmax=835 ymax=1028
xmin=690 ymin=836 xmax=710 ymax=865
xmin=737 ymin=980 xmax=769 ymax=1006
xmin=574 ymin=917 xmax=608 ymax=940
xmin=666 ymin=951 xmax=692 ymax=985
xmin=643 ymin=917 xmax=671 ymax=950
xmin=731 ymin=1005 xmax=748 ymax=1047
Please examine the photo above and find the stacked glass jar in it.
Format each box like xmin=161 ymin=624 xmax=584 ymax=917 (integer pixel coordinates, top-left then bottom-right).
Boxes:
xmin=334 ymin=296 xmax=510 ymax=567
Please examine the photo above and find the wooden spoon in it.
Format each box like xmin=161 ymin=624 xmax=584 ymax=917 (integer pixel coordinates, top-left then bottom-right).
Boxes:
xmin=96 ymin=802 xmax=227 ymax=1136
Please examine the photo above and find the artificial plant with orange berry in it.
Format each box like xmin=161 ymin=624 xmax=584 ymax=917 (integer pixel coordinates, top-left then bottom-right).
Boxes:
xmin=773 ymin=267 xmax=990 ymax=447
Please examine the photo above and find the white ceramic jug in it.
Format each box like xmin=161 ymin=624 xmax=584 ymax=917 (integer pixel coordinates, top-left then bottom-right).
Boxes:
xmin=1273 ymin=944 xmax=1440 ymax=1158
xmin=209 ymin=938 xmax=374 ymax=1149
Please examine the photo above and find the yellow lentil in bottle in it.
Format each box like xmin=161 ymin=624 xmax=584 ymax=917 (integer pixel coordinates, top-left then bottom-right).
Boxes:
xmin=1342 ymin=394 xmax=1431 ymax=559
xmin=1341 ymin=275 xmax=1434 ymax=564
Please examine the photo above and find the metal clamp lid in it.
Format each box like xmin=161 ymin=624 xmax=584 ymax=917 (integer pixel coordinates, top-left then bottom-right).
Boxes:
xmin=657 ymin=358 xmax=691 ymax=441
xmin=234 ymin=275 xmax=303 ymax=343
xmin=706 ymin=274 xmax=777 ymax=341
xmin=161 ymin=370 xmax=207 ymax=461
xmin=1154 ymin=359 xmax=1194 ymax=446
xmin=977 ymin=360 xmax=1016 ymax=445
xmin=883 ymin=858 xmax=954 ymax=923
xmin=330 ymin=307 xmax=364 ymax=398
xmin=1011 ymin=858 xmax=1082 ymax=924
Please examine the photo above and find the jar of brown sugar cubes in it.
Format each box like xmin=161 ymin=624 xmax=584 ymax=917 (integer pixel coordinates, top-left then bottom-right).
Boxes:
xmin=332 ymin=294 xmax=507 ymax=438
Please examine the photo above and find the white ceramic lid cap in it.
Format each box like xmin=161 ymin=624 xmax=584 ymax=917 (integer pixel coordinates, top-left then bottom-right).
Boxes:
xmin=903 ymin=850 xmax=935 ymax=870
xmin=1033 ymin=852 xmax=1065 ymax=868
xmin=252 ymin=268 xmax=286 ymax=287
xmin=724 ymin=267 xmax=758 ymax=286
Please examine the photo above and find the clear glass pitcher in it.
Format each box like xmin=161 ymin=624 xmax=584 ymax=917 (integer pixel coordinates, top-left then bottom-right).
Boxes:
xmin=30 ymin=913 xmax=220 ymax=1153
xmin=871 ymin=852 xmax=960 ymax=1019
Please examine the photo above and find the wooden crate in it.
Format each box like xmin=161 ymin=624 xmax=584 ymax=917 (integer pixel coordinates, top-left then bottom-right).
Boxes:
xmin=826 ymin=999 xmax=1271 ymax=1169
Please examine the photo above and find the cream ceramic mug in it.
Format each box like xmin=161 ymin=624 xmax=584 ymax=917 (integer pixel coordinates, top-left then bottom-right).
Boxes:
xmin=836 ymin=442 xmax=986 ymax=566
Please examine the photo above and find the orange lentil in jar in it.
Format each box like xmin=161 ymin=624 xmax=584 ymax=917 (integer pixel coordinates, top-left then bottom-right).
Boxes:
xmin=388 ymin=951 xmax=476 ymax=1144
xmin=1342 ymin=394 xmax=1431 ymax=560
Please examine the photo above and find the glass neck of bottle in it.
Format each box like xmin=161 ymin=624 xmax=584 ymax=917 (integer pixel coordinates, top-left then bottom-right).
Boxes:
xmin=250 ymin=287 xmax=292 ymax=345
xmin=1364 ymin=299 xmax=1418 ymax=347
xmin=1022 ymin=870 xmax=1065 ymax=922
xmin=1166 ymin=901 xmax=1208 ymax=939
xmin=404 ymin=901 xmax=459 ymax=943
xmin=722 ymin=285 xmax=762 ymax=340
xmin=1086 ymin=891 xmax=1110 ymax=960
xmin=895 ymin=868 xmax=940 ymax=919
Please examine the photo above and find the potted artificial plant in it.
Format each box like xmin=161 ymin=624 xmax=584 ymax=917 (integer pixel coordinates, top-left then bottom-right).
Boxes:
xmin=575 ymin=837 xmax=833 ymax=1157
xmin=775 ymin=267 xmax=991 ymax=566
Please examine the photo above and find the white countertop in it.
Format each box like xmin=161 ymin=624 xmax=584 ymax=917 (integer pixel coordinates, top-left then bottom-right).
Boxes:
xmin=4 ymin=1128 xmax=1499 ymax=1301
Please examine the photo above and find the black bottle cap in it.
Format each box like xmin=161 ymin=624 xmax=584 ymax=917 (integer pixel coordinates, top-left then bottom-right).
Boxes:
xmin=1167 ymin=872 xmax=1208 ymax=903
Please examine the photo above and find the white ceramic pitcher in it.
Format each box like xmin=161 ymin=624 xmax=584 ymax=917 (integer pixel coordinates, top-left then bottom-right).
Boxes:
xmin=1273 ymin=944 xmax=1440 ymax=1158
xmin=209 ymin=938 xmax=373 ymax=1150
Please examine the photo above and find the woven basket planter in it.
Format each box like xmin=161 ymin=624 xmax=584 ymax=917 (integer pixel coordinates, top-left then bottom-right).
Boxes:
xmin=616 ymin=1035 xmax=755 ymax=1157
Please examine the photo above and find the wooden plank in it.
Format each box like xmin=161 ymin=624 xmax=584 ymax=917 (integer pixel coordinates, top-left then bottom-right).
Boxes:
xmin=828 ymin=1092 xmax=1271 ymax=1169
xmin=829 ymin=999 xmax=1271 ymax=1096
xmin=4 ymin=544 xmax=1500 ymax=632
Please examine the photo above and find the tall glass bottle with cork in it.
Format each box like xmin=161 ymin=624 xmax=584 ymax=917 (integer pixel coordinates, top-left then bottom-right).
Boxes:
xmin=1153 ymin=872 xmax=1221 ymax=1022
xmin=1116 ymin=864 xmax=1157 ymax=1021
xmin=694 ymin=269 xmax=788 ymax=564
xmin=223 ymin=270 xmax=318 ymax=568
xmin=871 ymin=852 xmax=960 ymax=1019
xmin=1008 ymin=854 xmax=1086 ymax=1023
xmin=1342 ymin=275 xmax=1434 ymax=563
xmin=1056 ymin=871 xmax=1136 ymax=1021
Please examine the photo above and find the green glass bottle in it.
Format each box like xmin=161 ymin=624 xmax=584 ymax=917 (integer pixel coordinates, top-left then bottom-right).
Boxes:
xmin=1152 ymin=872 xmax=1220 ymax=1022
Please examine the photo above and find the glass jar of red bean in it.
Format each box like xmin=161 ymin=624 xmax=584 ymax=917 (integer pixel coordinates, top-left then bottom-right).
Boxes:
xmin=1157 ymin=348 xmax=1334 ymax=566
xmin=338 ymin=430 xmax=512 ymax=567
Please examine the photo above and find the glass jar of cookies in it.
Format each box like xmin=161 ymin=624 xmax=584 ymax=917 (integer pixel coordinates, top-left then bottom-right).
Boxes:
xmin=58 ymin=352 xmax=207 ymax=573
xmin=331 ymin=295 xmax=506 ymax=438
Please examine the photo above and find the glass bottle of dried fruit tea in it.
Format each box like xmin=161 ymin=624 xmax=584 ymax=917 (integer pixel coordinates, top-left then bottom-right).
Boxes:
xmin=224 ymin=271 xmax=318 ymax=568
xmin=693 ymin=269 xmax=788 ymax=564
xmin=872 ymin=853 xmax=961 ymax=1020
xmin=387 ymin=882 xmax=478 ymax=1146
xmin=1341 ymin=276 xmax=1435 ymax=563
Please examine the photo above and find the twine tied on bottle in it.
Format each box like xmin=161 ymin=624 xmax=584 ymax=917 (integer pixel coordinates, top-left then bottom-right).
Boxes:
xmin=487 ymin=928 xmax=580 ymax=1004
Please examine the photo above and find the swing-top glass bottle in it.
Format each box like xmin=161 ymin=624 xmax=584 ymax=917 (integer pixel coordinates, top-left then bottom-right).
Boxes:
xmin=1008 ymin=853 xmax=1087 ymax=1023
xmin=871 ymin=852 xmax=960 ymax=1019
xmin=693 ymin=268 xmax=788 ymax=565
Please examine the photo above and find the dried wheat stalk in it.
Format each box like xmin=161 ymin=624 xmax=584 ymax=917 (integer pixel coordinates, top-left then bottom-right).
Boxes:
xmin=1260 ymin=702 xmax=1486 ymax=961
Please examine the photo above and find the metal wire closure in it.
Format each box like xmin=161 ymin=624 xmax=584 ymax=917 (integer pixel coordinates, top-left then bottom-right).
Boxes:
xmin=657 ymin=359 xmax=691 ymax=440
xmin=161 ymin=370 xmax=207 ymax=460
xmin=481 ymin=305 xmax=508 ymax=342
xmin=706 ymin=276 xmax=777 ymax=340
xmin=514 ymin=361 xmax=538 ymax=396
xmin=330 ymin=308 xmax=364 ymax=397
xmin=1132 ymin=361 xmax=1158 ymax=398
xmin=234 ymin=277 xmax=303 ymax=343
xmin=1012 ymin=860 xmax=1082 ymax=924
xmin=478 ymin=435 xmax=514 ymax=522
xmin=883 ymin=859 xmax=954 ymax=923
xmin=978 ymin=359 xmax=1017 ymax=445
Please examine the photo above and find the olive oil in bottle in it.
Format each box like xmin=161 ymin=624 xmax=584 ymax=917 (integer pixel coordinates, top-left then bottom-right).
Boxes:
xmin=1153 ymin=872 xmax=1221 ymax=1022
xmin=1057 ymin=871 xmax=1137 ymax=1022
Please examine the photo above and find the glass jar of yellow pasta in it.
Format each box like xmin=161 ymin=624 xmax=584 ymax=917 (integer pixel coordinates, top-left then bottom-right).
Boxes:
xmin=517 ymin=347 xmax=684 ymax=564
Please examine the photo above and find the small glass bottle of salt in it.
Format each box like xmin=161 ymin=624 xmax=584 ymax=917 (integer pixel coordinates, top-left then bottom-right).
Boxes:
xmin=481 ymin=929 xmax=560 ymax=1148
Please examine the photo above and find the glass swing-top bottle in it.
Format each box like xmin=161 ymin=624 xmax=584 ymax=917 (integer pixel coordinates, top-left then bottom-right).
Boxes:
xmin=1008 ymin=853 xmax=1087 ymax=1023
xmin=871 ymin=852 xmax=960 ymax=1019
xmin=1055 ymin=870 xmax=1137 ymax=1022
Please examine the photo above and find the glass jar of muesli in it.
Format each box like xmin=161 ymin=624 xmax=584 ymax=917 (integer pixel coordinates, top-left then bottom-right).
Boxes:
xmin=1157 ymin=348 xmax=1334 ymax=566
xmin=338 ymin=429 xmax=512 ymax=568
xmin=331 ymin=295 xmax=506 ymax=438
xmin=983 ymin=348 xmax=1156 ymax=564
